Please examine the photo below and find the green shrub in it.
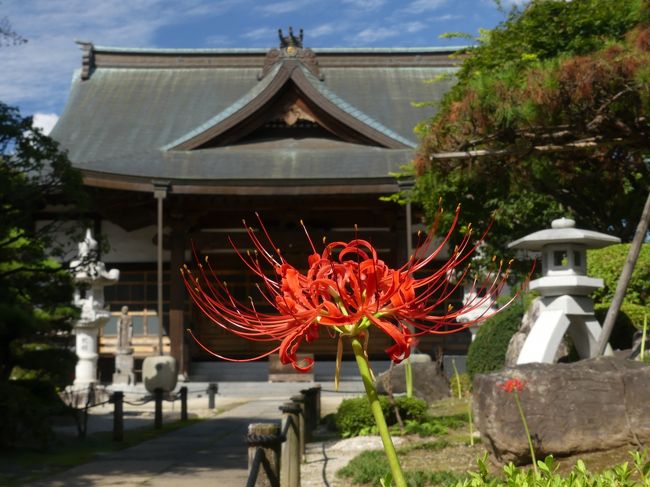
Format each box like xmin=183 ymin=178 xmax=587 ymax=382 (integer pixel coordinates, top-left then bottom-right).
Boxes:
xmin=336 ymin=396 xmax=391 ymax=438
xmin=393 ymin=396 xmax=428 ymax=423
xmin=0 ymin=382 xmax=55 ymax=448
xmin=450 ymin=372 xmax=472 ymax=397
xmin=466 ymin=301 xmax=524 ymax=379
xmin=335 ymin=395 xmax=429 ymax=438
xmin=588 ymin=243 xmax=649 ymax=306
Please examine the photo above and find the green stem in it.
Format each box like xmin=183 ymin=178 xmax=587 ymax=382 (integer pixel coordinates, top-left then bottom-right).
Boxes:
xmin=641 ymin=313 xmax=647 ymax=361
xmin=404 ymin=357 xmax=413 ymax=399
xmin=351 ymin=337 xmax=407 ymax=487
xmin=451 ymin=359 xmax=462 ymax=399
xmin=468 ymin=397 xmax=474 ymax=446
xmin=514 ymin=391 xmax=538 ymax=476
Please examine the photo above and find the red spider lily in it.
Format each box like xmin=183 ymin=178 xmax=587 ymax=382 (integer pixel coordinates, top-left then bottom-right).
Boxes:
xmin=182 ymin=205 xmax=517 ymax=372
xmin=499 ymin=378 xmax=526 ymax=393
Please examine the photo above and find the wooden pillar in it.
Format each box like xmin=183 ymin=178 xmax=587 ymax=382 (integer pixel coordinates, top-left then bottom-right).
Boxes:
xmin=169 ymin=218 xmax=188 ymax=378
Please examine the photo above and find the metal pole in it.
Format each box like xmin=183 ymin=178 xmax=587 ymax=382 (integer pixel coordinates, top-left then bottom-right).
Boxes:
xmin=208 ymin=383 xmax=218 ymax=409
xmin=398 ymin=177 xmax=415 ymax=259
xmin=180 ymin=386 xmax=188 ymax=421
xmin=112 ymin=391 xmax=123 ymax=441
xmin=406 ymin=200 xmax=413 ymax=257
xmin=154 ymin=388 xmax=163 ymax=429
xmin=153 ymin=183 xmax=168 ymax=356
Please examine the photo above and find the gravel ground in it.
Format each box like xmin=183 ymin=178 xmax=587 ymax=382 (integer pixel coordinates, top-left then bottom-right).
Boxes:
xmin=302 ymin=434 xmax=409 ymax=487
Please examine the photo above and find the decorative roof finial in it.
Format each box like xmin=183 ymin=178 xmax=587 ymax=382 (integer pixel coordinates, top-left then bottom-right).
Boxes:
xmin=278 ymin=27 xmax=304 ymax=49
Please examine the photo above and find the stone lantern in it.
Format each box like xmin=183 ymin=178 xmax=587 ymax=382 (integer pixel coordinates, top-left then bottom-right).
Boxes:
xmin=70 ymin=229 xmax=120 ymax=386
xmin=508 ymin=217 xmax=619 ymax=364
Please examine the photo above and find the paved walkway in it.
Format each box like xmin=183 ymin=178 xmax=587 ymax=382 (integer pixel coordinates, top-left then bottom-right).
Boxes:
xmin=33 ymin=381 xmax=364 ymax=487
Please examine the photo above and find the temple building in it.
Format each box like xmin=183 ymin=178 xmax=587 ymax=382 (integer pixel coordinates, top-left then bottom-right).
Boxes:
xmin=51 ymin=29 xmax=466 ymax=380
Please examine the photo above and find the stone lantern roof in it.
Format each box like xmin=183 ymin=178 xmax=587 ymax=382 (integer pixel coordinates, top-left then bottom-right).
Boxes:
xmin=508 ymin=217 xmax=620 ymax=251
xmin=508 ymin=218 xmax=621 ymax=297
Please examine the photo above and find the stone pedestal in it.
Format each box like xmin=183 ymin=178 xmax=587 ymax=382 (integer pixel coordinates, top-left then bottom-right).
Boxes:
xmin=113 ymin=351 xmax=135 ymax=385
xmin=74 ymin=324 xmax=101 ymax=387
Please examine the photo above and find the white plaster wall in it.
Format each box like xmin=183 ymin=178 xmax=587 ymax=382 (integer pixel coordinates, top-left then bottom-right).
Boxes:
xmin=101 ymin=221 xmax=169 ymax=264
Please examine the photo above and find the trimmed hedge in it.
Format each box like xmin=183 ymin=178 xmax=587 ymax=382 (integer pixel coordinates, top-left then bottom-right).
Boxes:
xmin=466 ymin=301 xmax=524 ymax=379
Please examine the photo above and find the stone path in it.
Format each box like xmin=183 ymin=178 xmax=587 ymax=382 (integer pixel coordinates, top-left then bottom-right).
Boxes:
xmin=31 ymin=381 xmax=364 ymax=486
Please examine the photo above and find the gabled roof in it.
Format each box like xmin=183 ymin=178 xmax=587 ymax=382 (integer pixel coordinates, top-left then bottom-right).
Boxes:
xmin=162 ymin=61 xmax=415 ymax=151
xmin=51 ymin=41 xmax=460 ymax=194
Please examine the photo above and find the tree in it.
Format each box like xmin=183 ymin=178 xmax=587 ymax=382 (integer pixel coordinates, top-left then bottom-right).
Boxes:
xmin=411 ymin=0 xmax=650 ymax=270
xmin=0 ymin=101 xmax=86 ymax=387
xmin=0 ymin=3 xmax=26 ymax=46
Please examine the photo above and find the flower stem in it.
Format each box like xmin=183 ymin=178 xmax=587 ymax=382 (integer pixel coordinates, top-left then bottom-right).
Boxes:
xmin=514 ymin=391 xmax=538 ymax=475
xmin=351 ymin=337 xmax=407 ymax=487
xmin=404 ymin=357 xmax=413 ymax=399
xmin=467 ymin=397 xmax=474 ymax=446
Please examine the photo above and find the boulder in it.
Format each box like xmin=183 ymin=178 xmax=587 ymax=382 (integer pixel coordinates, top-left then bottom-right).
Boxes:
xmin=376 ymin=354 xmax=450 ymax=402
xmin=473 ymin=357 xmax=650 ymax=464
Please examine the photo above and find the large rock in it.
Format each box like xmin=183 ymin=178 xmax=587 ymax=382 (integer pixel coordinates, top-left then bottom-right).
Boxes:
xmin=376 ymin=354 xmax=450 ymax=402
xmin=473 ymin=357 xmax=650 ymax=464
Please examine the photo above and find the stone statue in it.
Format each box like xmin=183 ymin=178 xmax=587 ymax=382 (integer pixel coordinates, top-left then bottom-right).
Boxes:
xmin=116 ymin=306 xmax=133 ymax=353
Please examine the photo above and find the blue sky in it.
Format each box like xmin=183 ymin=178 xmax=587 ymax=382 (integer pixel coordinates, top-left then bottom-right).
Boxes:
xmin=1 ymin=0 xmax=524 ymax=133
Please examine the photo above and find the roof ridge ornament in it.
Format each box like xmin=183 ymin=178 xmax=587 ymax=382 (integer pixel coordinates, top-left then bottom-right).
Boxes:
xmin=278 ymin=27 xmax=303 ymax=49
xmin=259 ymin=27 xmax=323 ymax=81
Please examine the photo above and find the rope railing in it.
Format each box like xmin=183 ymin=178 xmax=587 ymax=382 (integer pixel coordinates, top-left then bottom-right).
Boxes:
xmin=105 ymin=382 xmax=221 ymax=440
xmin=246 ymin=385 xmax=321 ymax=487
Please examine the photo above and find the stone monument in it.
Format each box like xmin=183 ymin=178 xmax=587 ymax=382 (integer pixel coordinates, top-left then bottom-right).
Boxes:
xmin=70 ymin=229 xmax=119 ymax=386
xmin=113 ymin=305 xmax=135 ymax=385
xmin=508 ymin=217 xmax=618 ymax=364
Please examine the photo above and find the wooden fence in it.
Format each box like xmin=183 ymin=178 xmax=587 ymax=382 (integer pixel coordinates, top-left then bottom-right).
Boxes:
xmin=246 ymin=386 xmax=321 ymax=487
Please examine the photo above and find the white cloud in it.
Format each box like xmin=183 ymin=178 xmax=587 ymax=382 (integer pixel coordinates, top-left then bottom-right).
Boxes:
xmin=32 ymin=113 xmax=59 ymax=135
xmin=341 ymin=0 xmax=386 ymax=9
xmin=204 ymin=34 xmax=232 ymax=46
xmin=351 ymin=27 xmax=399 ymax=44
xmin=404 ymin=21 xmax=426 ymax=33
xmin=255 ymin=0 xmax=314 ymax=16
xmin=500 ymin=0 xmax=529 ymax=5
xmin=309 ymin=23 xmax=337 ymax=38
xmin=0 ymin=0 xmax=234 ymax=115
xmin=242 ymin=27 xmax=277 ymax=41
xmin=431 ymin=13 xmax=461 ymax=21
xmin=402 ymin=0 xmax=447 ymax=13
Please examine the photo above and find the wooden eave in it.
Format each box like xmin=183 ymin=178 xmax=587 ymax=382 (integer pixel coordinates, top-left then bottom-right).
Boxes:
xmin=80 ymin=170 xmax=400 ymax=195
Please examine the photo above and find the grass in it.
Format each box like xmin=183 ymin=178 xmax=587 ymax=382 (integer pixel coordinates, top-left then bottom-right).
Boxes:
xmin=336 ymin=395 xmax=649 ymax=486
xmin=0 ymin=418 xmax=202 ymax=486
xmin=337 ymin=441 xmax=467 ymax=486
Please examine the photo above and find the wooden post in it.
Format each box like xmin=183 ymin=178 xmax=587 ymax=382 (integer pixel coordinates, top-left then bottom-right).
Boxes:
xmin=290 ymin=394 xmax=306 ymax=458
xmin=207 ymin=382 xmax=218 ymax=409
xmin=154 ymin=388 xmax=163 ymax=429
xmin=180 ymin=386 xmax=188 ymax=421
xmin=112 ymin=391 xmax=123 ymax=442
xmin=300 ymin=386 xmax=321 ymax=433
xmin=279 ymin=402 xmax=301 ymax=487
xmin=247 ymin=423 xmax=281 ymax=487
xmin=169 ymin=218 xmax=189 ymax=376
